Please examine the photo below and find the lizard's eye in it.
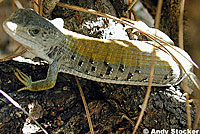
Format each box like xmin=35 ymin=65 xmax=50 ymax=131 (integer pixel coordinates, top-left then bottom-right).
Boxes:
xmin=28 ymin=28 xmax=40 ymax=36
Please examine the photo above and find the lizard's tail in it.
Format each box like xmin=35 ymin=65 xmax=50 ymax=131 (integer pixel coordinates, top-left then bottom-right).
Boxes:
xmin=181 ymin=72 xmax=200 ymax=96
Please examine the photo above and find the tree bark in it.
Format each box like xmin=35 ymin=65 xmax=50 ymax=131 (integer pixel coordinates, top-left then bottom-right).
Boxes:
xmin=0 ymin=0 xmax=199 ymax=133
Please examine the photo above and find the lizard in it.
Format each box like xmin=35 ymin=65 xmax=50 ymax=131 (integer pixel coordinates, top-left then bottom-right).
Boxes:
xmin=2 ymin=8 xmax=199 ymax=99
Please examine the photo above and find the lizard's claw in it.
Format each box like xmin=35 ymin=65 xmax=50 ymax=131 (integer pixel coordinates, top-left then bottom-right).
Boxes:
xmin=14 ymin=59 xmax=59 ymax=92
xmin=14 ymin=69 xmax=33 ymax=92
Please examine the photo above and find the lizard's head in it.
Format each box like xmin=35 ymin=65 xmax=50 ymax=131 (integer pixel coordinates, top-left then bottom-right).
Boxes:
xmin=3 ymin=8 xmax=65 ymax=63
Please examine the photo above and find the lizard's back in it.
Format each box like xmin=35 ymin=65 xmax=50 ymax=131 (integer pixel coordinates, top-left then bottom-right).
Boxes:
xmin=59 ymin=33 xmax=192 ymax=86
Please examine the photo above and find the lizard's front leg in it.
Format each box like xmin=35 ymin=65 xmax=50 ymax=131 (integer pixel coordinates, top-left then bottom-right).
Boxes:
xmin=15 ymin=59 xmax=60 ymax=92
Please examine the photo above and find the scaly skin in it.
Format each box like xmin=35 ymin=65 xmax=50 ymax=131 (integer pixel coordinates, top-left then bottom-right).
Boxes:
xmin=2 ymin=8 xmax=196 ymax=93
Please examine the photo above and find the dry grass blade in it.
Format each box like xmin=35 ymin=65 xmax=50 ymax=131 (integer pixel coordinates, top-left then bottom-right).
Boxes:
xmin=2 ymin=1 xmax=47 ymax=133
xmin=57 ymin=2 xmax=130 ymax=25
xmin=39 ymin=0 xmax=43 ymax=15
xmin=75 ymin=77 xmax=95 ymax=134
xmin=12 ymin=0 xmax=23 ymax=9
xmin=33 ymin=0 xmax=40 ymax=13
xmin=122 ymin=114 xmax=135 ymax=127
xmin=183 ymin=93 xmax=192 ymax=129
xmin=56 ymin=2 xmax=199 ymax=70
xmin=154 ymin=0 xmax=163 ymax=29
xmin=30 ymin=0 xmax=43 ymax=14
xmin=138 ymin=27 xmax=200 ymax=91
xmin=179 ymin=0 xmax=185 ymax=49
xmin=132 ymin=49 xmax=156 ymax=134
xmin=178 ymin=0 xmax=193 ymax=129
xmin=133 ymin=1 xmax=162 ymax=132
xmin=123 ymin=6 xmax=199 ymax=92
xmin=128 ymin=0 xmax=139 ymax=11
xmin=57 ymin=2 xmax=200 ymax=130
xmin=3 ymin=0 xmax=27 ymax=63
xmin=13 ymin=45 xmax=21 ymax=53
xmin=139 ymin=30 xmax=198 ymax=69
xmin=160 ymin=45 xmax=200 ymax=90
xmin=139 ymin=32 xmax=200 ymax=91
xmin=0 ymin=48 xmax=27 ymax=62
xmin=193 ymin=101 xmax=200 ymax=129
xmin=127 ymin=0 xmax=138 ymax=20
xmin=30 ymin=0 xmax=34 ymax=9
xmin=0 ymin=90 xmax=48 ymax=134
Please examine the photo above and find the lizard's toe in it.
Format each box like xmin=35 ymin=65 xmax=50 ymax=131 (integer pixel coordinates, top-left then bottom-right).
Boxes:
xmin=14 ymin=69 xmax=33 ymax=91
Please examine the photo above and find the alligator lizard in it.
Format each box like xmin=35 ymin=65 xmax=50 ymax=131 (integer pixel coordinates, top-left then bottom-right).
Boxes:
xmin=2 ymin=8 xmax=198 ymax=93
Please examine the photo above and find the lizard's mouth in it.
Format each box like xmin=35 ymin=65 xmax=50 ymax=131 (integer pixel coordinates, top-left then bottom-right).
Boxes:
xmin=3 ymin=21 xmax=34 ymax=51
xmin=3 ymin=21 xmax=54 ymax=63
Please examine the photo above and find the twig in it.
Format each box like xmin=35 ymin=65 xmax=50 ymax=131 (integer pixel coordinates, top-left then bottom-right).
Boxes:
xmin=128 ymin=0 xmax=138 ymax=20
xmin=128 ymin=0 xmax=132 ymax=19
xmin=30 ymin=0 xmax=34 ymax=9
xmin=39 ymin=0 xmax=43 ymax=15
xmin=0 ymin=89 xmax=48 ymax=134
xmin=154 ymin=0 xmax=163 ymax=29
xmin=57 ymin=2 xmax=200 ymax=130
xmin=128 ymin=0 xmax=139 ymax=11
xmin=122 ymin=114 xmax=135 ymax=126
xmin=56 ymin=2 xmax=199 ymax=70
xmin=33 ymin=0 xmax=40 ymax=13
xmin=75 ymin=77 xmax=95 ymax=134
xmin=0 ymin=48 xmax=27 ymax=62
xmin=183 ymin=93 xmax=192 ymax=129
xmin=12 ymin=0 xmax=23 ymax=9
xmin=193 ymin=100 xmax=200 ymax=129
xmin=132 ymin=48 xmax=156 ymax=134
xmin=133 ymin=0 xmax=162 ymax=132
xmin=178 ymin=0 xmax=185 ymax=49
